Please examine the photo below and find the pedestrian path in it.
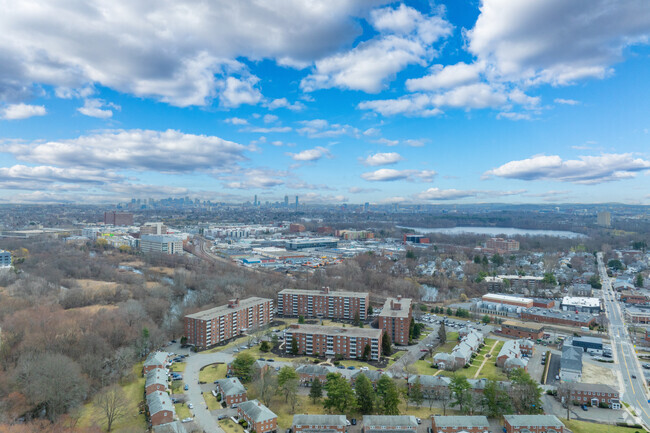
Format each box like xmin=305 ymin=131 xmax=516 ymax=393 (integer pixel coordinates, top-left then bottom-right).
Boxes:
xmin=473 ymin=339 xmax=499 ymax=379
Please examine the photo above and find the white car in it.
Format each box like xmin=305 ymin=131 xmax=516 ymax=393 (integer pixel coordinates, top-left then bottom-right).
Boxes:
xmin=188 ymin=403 xmax=194 ymax=409
xmin=182 ymin=418 xmax=193 ymax=423
xmin=346 ymin=420 xmax=351 ymax=426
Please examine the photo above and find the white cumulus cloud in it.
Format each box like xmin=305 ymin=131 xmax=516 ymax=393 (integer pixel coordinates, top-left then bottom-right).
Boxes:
xmin=287 ymin=147 xmax=331 ymax=162
xmin=362 ymin=152 xmax=404 ymax=166
xmin=1 ymin=103 xmax=46 ymax=120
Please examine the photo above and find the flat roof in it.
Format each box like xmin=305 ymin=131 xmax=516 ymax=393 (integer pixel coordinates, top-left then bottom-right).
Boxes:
xmin=502 ymin=320 xmax=545 ymax=331
xmin=287 ymin=324 xmax=382 ymax=339
xmin=522 ymin=307 xmax=596 ymax=322
xmin=561 ymin=296 xmax=600 ymax=308
xmin=185 ymin=297 xmax=272 ymax=321
xmin=279 ymin=288 xmax=368 ymax=298
xmin=483 ymin=293 xmax=533 ymax=303
xmin=378 ymin=297 xmax=412 ymax=318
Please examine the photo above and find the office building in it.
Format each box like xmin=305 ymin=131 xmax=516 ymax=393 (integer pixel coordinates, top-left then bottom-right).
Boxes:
xmin=569 ymin=383 xmax=620 ymax=409
xmin=597 ymin=211 xmax=611 ymax=227
xmin=560 ymin=296 xmax=601 ymax=313
xmin=486 ymin=237 xmax=520 ymax=253
xmin=277 ymin=287 xmax=369 ymax=320
xmin=378 ymin=296 xmax=413 ymax=346
xmin=284 ymin=195 xmax=289 ymax=207
xmin=295 ymin=195 xmax=299 ymax=210
xmin=0 ymin=250 xmax=11 ymax=268
xmin=140 ymin=234 xmax=183 ymax=255
xmin=431 ymin=416 xmax=489 ymax=433
xmin=104 ymin=211 xmax=134 ymax=226
xmin=503 ymin=415 xmax=564 ymax=433
xmin=285 ymin=324 xmax=382 ymax=360
xmin=292 ymin=415 xmax=346 ymax=433
xmin=184 ymin=297 xmax=273 ymax=348
xmin=286 ymin=237 xmax=338 ymax=250
xmin=140 ymin=222 xmax=167 ymax=235
xmin=403 ymin=234 xmax=430 ymax=244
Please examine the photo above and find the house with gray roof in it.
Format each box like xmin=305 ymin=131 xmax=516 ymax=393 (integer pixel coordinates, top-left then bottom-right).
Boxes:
xmin=560 ymin=345 xmax=583 ymax=382
xmin=434 ymin=330 xmax=483 ymax=371
xmin=431 ymin=415 xmax=489 ymax=433
xmin=237 ymin=400 xmax=277 ymax=433
xmin=146 ymin=391 xmax=175 ymax=426
xmin=467 ymin=378 xmax=510 ymax=394
xmin=153 ymin=421 xmax=187 ymax=433
xmin=408 ymin=375 xmax=450 ymax=395
xmin=144 ymin=351 xmax=169 ymax=374
xmin=351 ymin=369 xmax=392 ymax=386
xmin=293 ymin=415 xmax=346 ymax=433
xmin=296 ymin=364 xmax=336 ymax=384
xmin=503 ymin=414 xmax=564 ymax=433
xmin=145 ymin=367 xmax=169 ymax=395
xmin=496 ymin=339 xmax=532 ymax=372
xmin=215 ymin=377 xmax=247 ymax=406
xmin=362 ymin=415 xmax=418 ymax=433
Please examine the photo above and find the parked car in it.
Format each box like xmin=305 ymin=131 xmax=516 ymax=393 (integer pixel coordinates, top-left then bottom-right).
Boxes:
xmin=188 ymin=403 xmax=194 ymax=409
xmin=347 ymin=366 xmax=355 ymax=370
xmin=581 ymin=405 xmax=588 ymax=411
xmin=184 ymin=384 xmax=189 ymax=391
xmin=346 ymin=420 xmax=351 ymax=426
xmin=232 ymin=404 xmax=238 ymax=408
xmin=351 ymin=419 xmax=357 ymax=425
xmin=337 ymin=365 xmax=345 ymax=369
xmin=182 ymin=418 xmax=193 ymax=423
xmin=218 ymin=415 xmax=227 ymax=420
xmin=632 ymin=375 xmax=637 ymax=379
xmin=416 ymin=418 xmax=422 ymax=425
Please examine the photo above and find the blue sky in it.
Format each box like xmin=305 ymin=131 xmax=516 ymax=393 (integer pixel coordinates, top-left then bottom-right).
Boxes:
xmin=1 ymin=0 xmax=650 ymax=205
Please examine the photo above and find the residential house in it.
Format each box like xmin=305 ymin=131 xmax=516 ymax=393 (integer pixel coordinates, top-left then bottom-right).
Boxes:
xmin=238 ymin=400 xmax=278 ymax=433
xmin=153 ymin=421 xmax=187 ymax=433
xmin=215 ymin=378 xmax=248 ymax=407
xmin=560 ymin=345 xmax=583 ymax=382
xmin=145 ymin=368 xmax=169 ymax=395
xmin=408 ymin=375 xmax=451 ymax=397
xmin=362 ymin=415 xmax=418 ymax=433
xmin=296 ymin=365 xmax=335 ymax=385
xmin=144 ymin=352 xmax=169 ymax=374
xmin=496 ymin=339 xmax=533 ymax=372
xmin=569 ymin=383 xmax=621 ymax=409
xmin=431 ymin=415 xmax=490 ymax=433
xmin=503 ymin=415 xmax=564 ymax=433
xmin=292 ymin=415 xmax=346 ymax=433
xmin=147 ymin=391 xmax=176 ymax=427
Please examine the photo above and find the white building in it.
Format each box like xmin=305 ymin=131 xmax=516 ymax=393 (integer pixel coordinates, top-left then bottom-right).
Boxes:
xmin=140 ymin=235 xmax=183 ymax=255
xmin=0 ymin=250 xmax=11 ymax=268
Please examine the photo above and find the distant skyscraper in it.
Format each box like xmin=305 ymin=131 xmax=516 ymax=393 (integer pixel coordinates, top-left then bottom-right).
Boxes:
xmin=284 ymin=195 xmax=289 ymax=207
xmin=254 ymin=194 xmax=258 ymax=206
xmin=597 ymin=211 xmax=611 ymax=227
xmin=295 ymin=195 xmax=299 ymax=211
xmin=364 ymin=202 xmax=369 ymax=212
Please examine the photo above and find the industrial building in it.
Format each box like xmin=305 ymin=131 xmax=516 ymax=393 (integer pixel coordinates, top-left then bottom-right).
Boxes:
xmin=519 ymin=307 xmax=597 ymax=328
xmin=560 ymin=296 xmax=601 ymax=313
xmin=140 ymin=234 xmax=183 ymax=255
xmin=570 ymin=336 xmax=603 ymax=354
xmin=285 ymin=324 xmax=382 ymax=360
xmin=378 ymin=296 xmax=413 ymax=345
xmin=277 ymin=287 xmax=368 ymax=320
xmin=286 ymin=237 xmax=338 ymax=250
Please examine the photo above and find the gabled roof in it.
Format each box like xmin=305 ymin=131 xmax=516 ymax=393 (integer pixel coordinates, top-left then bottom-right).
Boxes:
xmin=296 ymin=364 xmax=335 ymax=376
xmin=432 ymin=415 xmax=489 ymax=429
xmin=408 ymin=375 xmax=451 ymax=388
xmin=216 ymin=378 xmax=246 ymax=396
xmin=153 ymin=421 xmax=187 ymax=433
xmin=293 ymin=414 xmax=346 ymax=427
xmin=572 ymin=382 xmax=618 ymax=394
xmin=146 ymin=368 xmax=168 ymax=389
xmin=362 ymin=415 xmax=417 ymax=428
xmin=504 ymin=415 xmax=564 ymax=429
xmin=145 ymin=351 xmax=169 ymax=367
xmin=351 ymin=370 xmax=391 ymax=382
xmin=147 ymin=391 xmax=175 ymax=416
xmin=561 ymin=345 xmax=583 ymax=373
xmin=238 ymin=400 xmax=277 ymax=422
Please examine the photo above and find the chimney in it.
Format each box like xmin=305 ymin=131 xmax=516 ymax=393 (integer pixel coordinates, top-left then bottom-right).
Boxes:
xmin=322 ymin=286 xmax=330 ymax=294
xmin=397 ymin=295 xmax=402 ymax=301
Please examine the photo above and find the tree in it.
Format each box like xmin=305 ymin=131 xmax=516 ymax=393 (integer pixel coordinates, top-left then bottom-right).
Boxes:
xmin=636 ymin=273 xmax=644 ymax=288
xmin=291 ymin=337 xmax=299 ymax=355
xmin=491 ymin=254 xmax=504 ymax=267
xmin=298 ymin=315 xmax=305 ymax=324
xmin=309 ymin=378 xmax=323 ymax=404
xmin=435 ymin=387 xmax=452 ymax=415
xmin=260 ymin=341 xmax=270 ymax=352
xmin=406 ymin=250 xmax=416 ymax=260
xmin=362 ymin=343 xmax=371 ymax=361
xmin=481 ymin=255 xmax=489 ymax=268
xmin=509 ymin=369 xmax=542 ymax=414
xmin=231 ymin=353 xmax=256 ymax=382
xmin=438 ymin=321 xmax=447 ymax=345
xmin=354 ymin=311 xmax=361 ymax=327
xmin=95 ymin=385 xmax=129 ymax=432
xmin=381 ymin=378 xmax=401 ymax=415
xmin=382 ymin=331 xmax=392 ymax=356
xmin=271 ymin=334 xmax=279 ymax=348
xmin=324 ymin=373 xmax=356 ymax=413
xmin=355 ymin=374 xmax=375 ymax=414
xmin=254 ymin=372 xmax=277 ymax=406
xmin=367 ymin=305 xmax=374 ymax=316
xmin=277 ymin=366 xmax=300 ymax=403
xmin=449 ymin=375 xmax=472 ymax=414
xmin=481 ymin=379 xmax=512 ymax=418
xmin=608 ymin=259 xmax=624 ymax=271
xmin=473 ymin=255 xmax=481 ymax=264
xmin=409 ymin=377 xmax=424 ymax=408
xmin=481 ymin=315 xmax=491 ymax=324
xmin=588 ymin=274 xmax=602 ymax=289
xmin=557 ymin=382 xmax=575 ymax=420
xmin=446 ymin=307 xmax=453 ymax=316
xmin=542 ymin=272 xmax=557 ymax=285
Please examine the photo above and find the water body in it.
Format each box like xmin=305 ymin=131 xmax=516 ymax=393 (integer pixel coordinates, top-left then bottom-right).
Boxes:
xmin=398 ymin=225 xmax=586 ymax=238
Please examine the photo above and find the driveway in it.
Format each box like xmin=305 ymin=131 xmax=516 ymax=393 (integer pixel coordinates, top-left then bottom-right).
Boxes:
xmin=542 ymin=394 xmax=632 ymax=425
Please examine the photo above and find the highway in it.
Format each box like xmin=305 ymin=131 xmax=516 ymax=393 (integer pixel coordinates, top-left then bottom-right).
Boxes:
xmin=598 ymin=252 xmax=650 ymax=427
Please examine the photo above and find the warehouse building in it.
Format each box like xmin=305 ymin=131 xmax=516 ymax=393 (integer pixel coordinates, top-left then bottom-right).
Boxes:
xmin=520 ymin=307 xmax=597 ymax=328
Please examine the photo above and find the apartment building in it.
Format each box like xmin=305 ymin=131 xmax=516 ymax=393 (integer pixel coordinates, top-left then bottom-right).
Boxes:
xmin=486 ymin=237 xmax=519 ymax=253
xmin=503 ymin=415 xmax=564 ymax=433
xmin=104 ymin=211 xmax=134 ymax=226
xmin=408 ymin=375 xmax=451 ymax=395
xmin=215 ymin=378 xmax=248 ymax=407
xmin=378 ymin=296 xmax=413 ymax=346
xmin=431 ymin=415 xmax=489 ymax=433
xmin=277 ymin=287 xmax=369 ymax=320
xmin=145 ymin=368 xmax=168 ymax=395
xmin=143 ymin=352 xmax=169 ymax=374
xmin=362 ymin=416 xmax=417 ymax=433
xmin=496 ymin=339 xmax=533 ymax=372
xmin=237 ymin=400 xmax=277 ymax=433
xmin=140 ymin=234 xmax=183 ymax=255
xmin=292 ymin=415 xmax=346 ymax=433
xmin=0 ymin=250 xmax=11 ymax=268
xmin=569 ymin=383 xmax=620 ymax=409
xmin=500 ymin=321 xmax=545 ymax=340
xmin=146 ymin=391 xmax=176 ymax=426
xmin=285 ymin=324 xmax=382 ymax=360
xmin=184 ymin=297 xmax=273 ymax=348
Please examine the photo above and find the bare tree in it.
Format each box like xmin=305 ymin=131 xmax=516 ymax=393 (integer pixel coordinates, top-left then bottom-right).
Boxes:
xmin=95 ymin=385 xmax=129 ymax=432
xmin=557 ymin=382 xmax=576 ymax=420
xmin=435 ymin=387 xmax=452 ymax=416
xmin=252 ymin=372 xmax=277 ymax=406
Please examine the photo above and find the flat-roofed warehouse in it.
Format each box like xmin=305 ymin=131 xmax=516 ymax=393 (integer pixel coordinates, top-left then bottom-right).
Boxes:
xmin=560 ymin=296 xmax=601 ymax=313
xmin=482 ymin=294 xmax=534 ymax=308
xmin=500 ymin=321 xmax=545 ymax=340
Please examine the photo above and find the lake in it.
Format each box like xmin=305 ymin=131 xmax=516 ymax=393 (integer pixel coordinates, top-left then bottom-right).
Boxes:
xmin=397 ymin=225 xmax=586 ymax=238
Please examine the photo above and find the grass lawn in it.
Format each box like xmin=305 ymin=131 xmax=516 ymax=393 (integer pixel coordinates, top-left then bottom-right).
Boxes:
xmin=203 ymin=392 xmax=222 ymax=410
xmin=175 ymin=403 xmax=191 ymax=419
xmin=387 ymin=351 xmax=407 ymax=367
xmin=433 ymin=332 xmax=460 ymax=354
xmin=77 ymin=361 xmax=146 ymax=432
xmin=475 ymin=359 xmax=507 ymax=381
xmin=170 ymin=362 xmax=186 ymax=372
xmin=412 ymin=359 xmax=438 ymax=375
xmin=199 ymin=363 xmax=227 ymax=383
xmin=561 ymin=418 xmax=643 ymax=433
xmin=337 ymin=359 xmax=378 ymax=370
xmin=220 ymin=418 xmax=246 ymax=433
xmin=237 ymin=346 xmax=312 ymax=364
xmin=171 ymin=379 xmax=184 ymax=393
xmin=398 ymin=403 xmax=461 ymax=418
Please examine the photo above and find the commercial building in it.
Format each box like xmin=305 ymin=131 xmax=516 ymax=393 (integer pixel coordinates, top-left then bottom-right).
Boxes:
xmin=285 ymin=324 xmax=382 ymax=360
xmin=571 ymin=336 xmax=603 ymax=353
xmin=184 ymin=297 xmax=273 ymax=348
xmin=0 ymin=250 xmax=11 ymax=268
xmin=560 ymin=296 xmax=601 ymax=313
xmin=286 ymin=238 xmax=338 ymax=250
xmin=500 ymin=321 xmax=545 ymax=340
xmin=503 ymin=415 xmax=564 ymax=433
xmin=378 ymin=296 xmax=413 ymax=346
xmin=336 ymin=230 xmax=374 ymax=240
xmin=237 ymin=400 xmax=277 ymax=433
xmin=569 ymin=383 xmax=620 ymax=409
xmin=403 ymin=234 xmax=430 ymax=244
xmin=625 ymin=305 xmax=650 ymax=324
xmin=560 ymin=345 xmax=583 ymax=382
xmin=362 ymin=416 xmax=417 ymax=433
xmin=104 ymin=211 xmax=134 ymax=226
xmin=215 ymin=378 xmax=248 ymax=407
xmin=277 ymin=287 xmax=369 ymax=320
xmin=482 ymin=294 xmax=533 ymax=309
xmin=519 ymin=307 xmax=597 ymax=328
xmin=292 ymin=415 xmax=346 ymax=433
xmin=486 ymin=237 xmax=519 ymax=253
xmin=431 ymin=416 xmax=489 ymax=433
xmin=620 ymin=291 xmax=648 ymax=304
xmin=140 ymin=234 xmax=183 ymax=255
xmin=141 ymin=222 xmax=168 ymax=235
xmin=597 ymin=211 xmax=611 ymax=227
xmin=143 ymin=352 xmax=169 ymax=374
xmin=147 ymin=391 xmax=176 ymax=426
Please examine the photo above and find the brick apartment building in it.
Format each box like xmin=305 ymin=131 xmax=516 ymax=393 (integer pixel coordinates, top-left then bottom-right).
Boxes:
xmin=363 ymin=416 xmax=418 ymax=433
xmin=378 ymin=296 xmax=413 ymax=346
xmin=143 ymin=352 xmax=169 ymax=374
xmin=146 ymin=391 xmax=175 ymax=426
xmin=145 ymin=368 xmax=168 ymax=395
xmin=215 ymin=378 xmax=248 ymax=407
xmin=519 ymin=308 xmax=597 ymax=328
xmin=104 ymin=211 xmax=134 ymax=226
xmin=569 ymin=383 xmax=620 ymax=409
xmin=292 ymin=414 xmax=346 ymax=433
xmin=620 ymin=290 xmax=648 ymax=304
xmin=285 ymin=324 xmax=382 ymax=360
xmin=296 ymin=365 xmax=335 ymax=385
xmin=503 ymin=415 xmax=564 ymax=433
xmin=277 ymin=287 xmax=369 ymax=321
xmin=184 ymin=297 xmax=273 ymax=348
xmin=238 ymin=400 xmax=278 ymax=433
xmin=500 ymin=321 xmax=545 ymax=340
xmin=431 ymin=415 xmax=490 ymax=433
xmin=486 ymin=237 xmax=519 ymax=253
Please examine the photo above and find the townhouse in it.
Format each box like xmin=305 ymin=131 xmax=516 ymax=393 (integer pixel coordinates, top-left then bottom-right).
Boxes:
xmin=569 ymin=383 xmax=620 ymax=409
xmin=277 ymin=287 xmax=369 ymax=320
xmin=496 ymin=339 xmax=534 ymax=372
xmin=503 ymin=415 xmax=564 ymax=433
xmin=145 ymin=368 xmax=169 ymax=395
xmin=350 ymin=370 xmax=392 ymax=387
xmin=292 ymin=415 xmax=347 ymax=433
xmin=147 ymin=391 xmax=176 ymax=427
xmin=296 ymin=364 xmax=335 ymax=385
xmin=407 ymin=375 xmax=451 ymax=396
xmin=184 ymin=297 xmax=273 ymax=348
xmin=285 ymin=324 xmax=382 ymax=360
xmin=238 ymin=400 xmax=278 ymax=433
xmin=362 ymin=415 xmax=418 ymax=433
xmin=431 ymin=416 xmax=489 ymax=433
xmin=433 ymin=330 xmax=483 ymax=371
xmin=378 ymin=296 xmax=413 ymax=346
xmin=144 ymin=352 xmax=169 ymax=374
xmin=215 ymin=378 xmax=248 ymax=407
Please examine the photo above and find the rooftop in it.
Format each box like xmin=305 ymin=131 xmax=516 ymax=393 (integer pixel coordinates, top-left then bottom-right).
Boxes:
xmin=432 ymin=415 xmax=489 ymax=429
xmin=215 ymin=378 xmax=246 ymax=396
xmin=561 ymin=296 xmax=600 ymax=308
xmin=572 ymin=382 xmax=618 ymax=394
xmin=279 ymin=288 xmax=368 ymax=298
xmin=482 ymin=293 xmax=533 ymax=303
xmin=293 ymin=415 xmax=346 ymax=427
xmin=144 ymin=351 xmax=169 ymax=367
xmin=503 ymin=415 xmax=564 ymax=428
xmin=146 ymin=391 xmax=175 ymax=416
xmin=522 ymin=307 xmax=596 ymax=322
xmin=145 ymin=368 xmax=168 ymax=389
xmin=185 ymin=297 xmax=272 ymax=320
xmin=287 ymin=324 xmax=382 ymax=339
xmin=363 ymin=415 xmax=418 ymax=428
xmin=141 ymin=234 xmax=182 ymax=243
xmin=502 ymin=320 xmax=545 ymax=331
xmin=378 ymin=297 xmax=413 ymax=318
xmin=238 ymin=400 xmax=277 ymax=423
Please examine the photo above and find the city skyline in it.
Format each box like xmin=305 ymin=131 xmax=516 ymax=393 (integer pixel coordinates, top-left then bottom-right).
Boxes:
xmin=1 ymin=1 xmax=650 ymax=205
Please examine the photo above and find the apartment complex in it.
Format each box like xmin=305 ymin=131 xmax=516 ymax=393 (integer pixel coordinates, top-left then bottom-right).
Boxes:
xmin=292 ymin=415 xmax=346 ymax=433
xmin=237 ymin=400 xmax=278 ymax=433
xmin=146 ymin=391 xmax=176 ymax=426
xmin=486 ymin=237 xmax=519 ymax=253
xmin=431 ymin=415 xmax=490 ymax=433
xmin=277 ymin=287 xmax=369 ymax=320
xmin=215 ymin=378 xmax=248 ymax=407
xmin=503 ymin=415 xmax=564 ymax=433
xmin=104 ymin=211 xmax=134 ymax=226
xmin=145 ymin=368 xmax=169 ymax=395
xmin=285 ymin=324 xmax=382 ymax=360
xmin=597 ymin=211 xmax=611 ymax=227
xmin=184 ymin=297 xmax=273 ymax=348
xmin=378 ymin=296 xmax=413 ymax=346
xmin=140 ymin=234 xmax=183 ymax=255
xmin=362 ymin=416 xmax=417 ymax=433
xmin=569 ymin=383 xmax=620 ymax=409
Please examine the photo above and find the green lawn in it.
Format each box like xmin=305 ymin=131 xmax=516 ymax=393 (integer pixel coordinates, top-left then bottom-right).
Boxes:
xmin=387 ymin=350 xmax=407 ymax=367
xmin=337 ymin=359 xmax=379 ymax=370
xmin=561 ymin=418 xmax=644 ymax=433
xmin=199 ymin=363 xmax=227 ymax=383
xmin=413 ymin=359 xmax=439 ymax=375
xmin=475 ymin=359 xmax=507 ymax=381
xmin=171 ymin=379 xmax=184 ymax=394
xmin=77 ymin=362 xmax=146 ymax=432
xmin=170 ymin=362 xmax=186 ymax=372
xmin=433 ymin=332 xmax=460 ymax=354
xmin=220 ymin=418 xmax=246 ymax=433
xmin=203 ymin=392 xmax=222 ymax=410
xmin=175 ymin=403 xmax=191 ymax=419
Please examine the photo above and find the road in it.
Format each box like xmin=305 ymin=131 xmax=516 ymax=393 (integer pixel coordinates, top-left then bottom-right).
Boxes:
xmin=598 ymin=252 xmax=650 ymax=428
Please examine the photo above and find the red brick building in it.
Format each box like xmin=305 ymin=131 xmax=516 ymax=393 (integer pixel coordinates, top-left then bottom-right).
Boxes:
xmin=378 ymin=296 xmax=413 ymax=346
xmin=296 ymin=365 xmax=333 ymax=385
xmin=500 ymin=321 xmax=545 ymax=340
xmin=292 ymin=414 xmax=346 ymax=433
xmin=104 ymin=211 xmax=134 ymax=226
xmin=145 ymin=368 xmax=168 ymax=395
xmin=431 ymin=416 xmax=490 ymax=433
xmin=620 ymin=291 xmax=648 ymax=304
xmin=533 ymin=299 xmax=555 ymax=308
xmin=146 ymin=391 xmax=175 ymax=426
xmin=215 ymin=378 xmax=248 ymax=407
xmin=519 ymin=308 xmax=596 ymax=328
xmin=486 ymin=238 xmax=519 ymax=253
xmin=503 ymin=415 xmax=564 ymax=433
xmin=238 ymin=400 xmax=277 ymax=433
xmin=289 ymin=224 xmax=306 ymax=233
xmin=277 ymin=287 xmax=369 ymax=320
xmin=285 ymin=324 xmax=382 ymax=360
xmin=184 ymin=297 xmax=273 ymax=348
xmin=143 ymin=352 xmax=169 ymax=374
xmin=569 ymin=383 xmax=620 ymax=408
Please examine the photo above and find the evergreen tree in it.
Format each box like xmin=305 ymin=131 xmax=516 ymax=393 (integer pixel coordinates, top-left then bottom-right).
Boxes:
xmin=482 ymin=379 xmax=512 ymax=418
xmin=438 ymin=322 xmax=447 ymax=345
xmin=260 ymin=341 xmax=270 ymax=352
xmin=382 ymin=331 xmax=392 ymax=356
xmin=291 ymin=338 xmax=299 ymax=355
xmin=354 ymin=374 xmax=375 ymax=414
xmin=362 ymin=343 xmax=371 ymax=361
xmin=324 ymin=373 xmax=357 ymax=413
xmin=309 ymin=378 xmax=323 ymax=404
xmin=409 ymin=377 xmax=424 ymax=408
xmin=446 ymin=307 xmax=453 ymax=316
xmin=382 ymin=378 xmax=401 ymax=415
xmin=231 ymin=353 xmax=256 ymax=382
xmin=449 ymin=375 xmax=472 ymax=414
xmin=354 ymin=311 xmax=361 ymax=327
xmin=636 ymin=273 xmax=644 ymax=288
xmin=367 ymin=305 xmax=374 ymax=316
